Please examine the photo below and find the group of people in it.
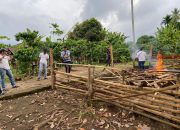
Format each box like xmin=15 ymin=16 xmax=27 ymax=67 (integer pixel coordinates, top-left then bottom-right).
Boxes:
xmin=0 ymin=46 xmax=72 ymax=95
xmin=37 ymin=46 xmax=72 ymax=80
xmin=0 ymin=48 xmax=18 ymax=95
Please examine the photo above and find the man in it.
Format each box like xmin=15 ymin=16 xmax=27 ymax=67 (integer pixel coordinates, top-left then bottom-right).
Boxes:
xmin=136 ymin=48 xmax=147 ymax=70
xmin=3 ymin=48 xmax=18 ymax=89
xmin=38 ymin=49 xmax=49 ymax=80
xmin=0 ymin=49 xmax=6 ymax=95
xmin=61 ymin=46 xmax=72 ymax=73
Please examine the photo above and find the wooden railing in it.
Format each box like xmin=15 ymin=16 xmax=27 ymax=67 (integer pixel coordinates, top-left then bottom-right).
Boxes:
xmin=50 ymin=49 xmax=180 ymax=129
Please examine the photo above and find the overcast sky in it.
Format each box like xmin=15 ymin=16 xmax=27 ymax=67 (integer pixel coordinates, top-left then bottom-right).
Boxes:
xmin=0 ymin=0 xmax=179 ymax=44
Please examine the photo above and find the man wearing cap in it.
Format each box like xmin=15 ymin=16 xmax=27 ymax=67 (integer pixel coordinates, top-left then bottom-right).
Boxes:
xmin=61 ymin=46 xmax=72 ymax=73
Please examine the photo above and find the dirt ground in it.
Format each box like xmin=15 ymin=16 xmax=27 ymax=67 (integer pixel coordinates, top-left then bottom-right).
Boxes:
xmin=0 ymin=88 xmax=175 ymax=130
xmin=0 ymin=65 xmax=177 ymax=130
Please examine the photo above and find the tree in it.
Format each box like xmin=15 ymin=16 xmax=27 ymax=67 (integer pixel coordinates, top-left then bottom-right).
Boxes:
xmin=50 ymin=23 xmax=63 ymax=41
xmin=161 ymin=15 xmax=172 ymax=26
xmin=156 ymin=23 xmax=180 ymax=54
xmin=0 ymin=35 xmax=10 ymax=40
xmin=68 ymin=18 xmax=105 ymax=42
xmin=161 ymin=8 xmax=180 ymax=29
xmin=136 ymin=35 xmax=156 ymax=50
xmin=15 ymin=29 xmax=43 ymax=47
xmin=171 ymin=8 xmax=180 ymax=24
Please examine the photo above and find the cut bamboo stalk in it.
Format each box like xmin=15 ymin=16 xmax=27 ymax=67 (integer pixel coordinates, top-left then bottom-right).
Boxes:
xmin=94 ymin=93 xmax=180 ymax=122
xmin=95 ymin=86 xmax=180 ymax=110
xmin=55 ymin=83 xmax=87 ymax=94
xmin=108 ymin=83 xmax=180 ymax=99
xmin=94 ymin=96 xmax=180 ymax=129
xmin=50 ymin=49 xmax=55 ymax=89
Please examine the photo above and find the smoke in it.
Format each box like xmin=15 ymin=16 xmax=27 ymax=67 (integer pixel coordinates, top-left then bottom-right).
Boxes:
xmin=126 ymin=41 xmax=139 ymax=60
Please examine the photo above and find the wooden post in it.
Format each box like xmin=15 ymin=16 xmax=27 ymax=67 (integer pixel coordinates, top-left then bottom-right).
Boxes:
xmin=50 ymin=49 xmax=55 ymax=89
xmin=87 ymin=65 xmax=93 ymax=106
xmin=149 ymin=44 xmax=153 ymax=68
xmin=175 ymin=74 xmax=180 ymax=116
xmin=110 ymin=44 xmax=114 ymax=67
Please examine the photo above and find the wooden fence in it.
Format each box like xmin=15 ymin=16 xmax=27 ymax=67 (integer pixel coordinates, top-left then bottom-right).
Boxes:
xmin=50 ymin=49 xmax=180 ymax=129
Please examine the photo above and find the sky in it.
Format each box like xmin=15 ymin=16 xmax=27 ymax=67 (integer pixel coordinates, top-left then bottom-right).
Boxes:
xmin=0 ymin=0 xmax=179 ymax=44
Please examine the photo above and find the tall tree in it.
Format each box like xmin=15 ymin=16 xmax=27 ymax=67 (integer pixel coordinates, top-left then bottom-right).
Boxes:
xmin=15 ymin=29 xmax=42 ymax=47
xmin=68 ymin=18 xmax=105 ymax=42
xmin=50 ymin=23 xmax=63 ymax=41
xmin=161 ymin=15 xmax=172 ymax=26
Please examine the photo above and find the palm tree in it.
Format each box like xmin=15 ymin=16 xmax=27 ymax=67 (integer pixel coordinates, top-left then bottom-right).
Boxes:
xmin=161 ymin=15 xmax=172 ymax=26
xmin=171 ymin=8 xmax=180 ymax=23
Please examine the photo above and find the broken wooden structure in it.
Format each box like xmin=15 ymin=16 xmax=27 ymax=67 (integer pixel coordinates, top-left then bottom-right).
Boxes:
xmin=49 ymin=49 xmax=180 ymax=129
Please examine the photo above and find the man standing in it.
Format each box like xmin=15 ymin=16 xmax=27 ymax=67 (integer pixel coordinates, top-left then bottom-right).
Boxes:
xmin=0 ymin=49 xmax=6 ymax=95
xmin=38 ymin=49 xmax=49 ymax=80
xmin=61 ymin=46 xmax=72 ymax=73
xmin=136 ymin=48 xmax=147 ymax=70
xmin=3 ymin=48 xmax=18 ymax=89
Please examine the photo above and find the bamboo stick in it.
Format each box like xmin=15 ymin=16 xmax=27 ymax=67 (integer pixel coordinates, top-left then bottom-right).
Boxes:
xmin=55 ymin=82 xmax=180 ymax=128
xmin=94 ymin=96 xmax=180 ymax=129
xmin=55 ymin=83 xmax=87 ymax=94
xmin=94 ymin=93 xmax=180 ymax=122
xmin=95 ymin=86 xmax=180 ymax=110
xmin=107 ymin=83 xmax=180 ymax=99
xmin=50 ymin=49 xmax=55 ymax=89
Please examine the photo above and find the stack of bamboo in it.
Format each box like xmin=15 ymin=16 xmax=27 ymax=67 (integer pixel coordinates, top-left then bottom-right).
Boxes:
xmin=53 ymin=65 xmax=180 ymax=129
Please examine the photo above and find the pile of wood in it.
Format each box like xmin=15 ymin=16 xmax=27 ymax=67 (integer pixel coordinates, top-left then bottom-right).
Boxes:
xmin=53 ymin=67 xmax=180 ymax=129
xmin=122 ymin=70 xmax=177 ymax=88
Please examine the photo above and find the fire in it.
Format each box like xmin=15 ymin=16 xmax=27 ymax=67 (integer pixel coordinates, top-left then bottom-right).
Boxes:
xmin=155 ymin=51 xmax=165 ymax=71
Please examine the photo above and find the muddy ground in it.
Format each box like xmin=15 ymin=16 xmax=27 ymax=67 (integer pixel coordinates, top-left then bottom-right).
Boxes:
xmin=0 ymin=89 xmax=175 ymax=130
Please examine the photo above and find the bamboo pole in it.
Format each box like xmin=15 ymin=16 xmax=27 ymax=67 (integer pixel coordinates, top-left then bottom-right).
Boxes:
xmin=94 ymin=84 xmax=180 ymax=110
xmin=94 ymin=96 xmax=180 ymax=129
xmin=107 ymin=83 xmax=180 ymax=100
xmin=94 ymin=86 xmax=180 ymax=109
xmin=87 ymin=65 xmax=94 ymax=106
xmin=94 ymin=93 xmax=180 ymax=122
xmin=109 ymin=44 xmax=114 ymax=67
xmin=55 ymin=63 xmax=120 ymax=71
xmin=50 ymin=49 xmax=55 ymax=89
xmin=55 ymin=70 xmax=180 ymax=102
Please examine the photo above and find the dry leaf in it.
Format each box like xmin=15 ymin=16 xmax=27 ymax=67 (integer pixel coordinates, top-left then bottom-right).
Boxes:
xmin=79 ymin=128 xmax=85 ymax=130
xmin=105 ymin=124 xmax=110 ymax=129
xmin=82 ymin=119 xmax=87 ymax=124
xmin=50 ymin=122 xmax=55 ymax=128
xmin=125 ymin=124 xmax=129 ymax=127
xmin=6 ymin=115 xmax=13 ymax=118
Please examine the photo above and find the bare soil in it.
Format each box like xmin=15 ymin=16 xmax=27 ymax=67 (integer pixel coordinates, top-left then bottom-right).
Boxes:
xmin=0 ymin=89 xmax=175 ymax=130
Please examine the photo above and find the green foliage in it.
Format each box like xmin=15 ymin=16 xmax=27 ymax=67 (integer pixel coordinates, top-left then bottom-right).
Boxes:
xmin=50 ymin=23 xmax=63 ymax=41
xmin=0 ymin=35 xmax=10 ymax=40
xmin=14 ymin=47 xmax=39 ymax=74
xmin=156 ymin=23 xmax=180 ymax=54
xmin=15 ymin=28 xmax=43 ymax=47
xmin=161 ymin=8 xmax=180 ymax=30
xmin=105 ymin=32 xmax=126 ymax=45
xmin=0 ymin=43 xmax=7 ymax=48
xmin=136 ymin=35 xmax=156 ymax=50
xmin=68 ymin=18 xmax=105 ymax=42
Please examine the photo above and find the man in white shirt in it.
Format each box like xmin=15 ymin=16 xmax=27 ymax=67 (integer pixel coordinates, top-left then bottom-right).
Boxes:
xmin=38 ymin=49 xmax=49 ymax=80
xmin=2 ymin=49 xmax=18 ymax=90
xmin=0 ymin=49 xmax=6 ymax=95
xmin=136 ymin=48 xmax=147 ymax=70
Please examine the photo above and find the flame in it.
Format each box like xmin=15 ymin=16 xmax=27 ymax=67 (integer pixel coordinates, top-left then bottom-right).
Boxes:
xmin=155 ymin=52 xmax=165 ymax=71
